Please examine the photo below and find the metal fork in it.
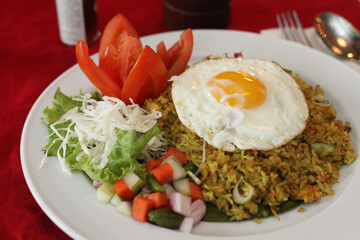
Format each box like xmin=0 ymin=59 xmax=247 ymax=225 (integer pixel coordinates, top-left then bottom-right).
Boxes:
xmin=276 ymin=11 xmax=312 ymax=47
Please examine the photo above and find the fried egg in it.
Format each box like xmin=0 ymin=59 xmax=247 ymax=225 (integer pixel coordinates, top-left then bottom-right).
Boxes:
xmin=171 ymin=57 xmax=309 ymax=151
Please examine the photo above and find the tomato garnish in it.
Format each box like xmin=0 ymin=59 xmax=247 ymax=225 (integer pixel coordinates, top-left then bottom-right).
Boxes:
xmin=156 ymin=29 xmax=194 ymax=79
xmin=121 ymin=46 xmax=168 ymax=105
xmin=99 ymin=36 xmax=143 ymax=88
xmin=156 ymin=41 xmax=170 ymax=69
xmin=167 ymin=28 xmax=193 ymax=78
xmin=75 ymin=40 xmax=122 ymax=98
xmin=116 ymin=36 xmax=143 ymax=87
xmin=99 ymin=44 xmax=120 ymax=85
xmin=99 ymin=13 xmax=140 ymax=58
xmin=76 ymin=13 xmax=193 ymax=105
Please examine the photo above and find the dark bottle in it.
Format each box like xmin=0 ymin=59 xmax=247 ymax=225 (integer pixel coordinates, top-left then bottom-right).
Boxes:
xmin=55 ymin=0 xmax=100 ymax=46
xmin=163 ymin=0 xmax=230 ymax=30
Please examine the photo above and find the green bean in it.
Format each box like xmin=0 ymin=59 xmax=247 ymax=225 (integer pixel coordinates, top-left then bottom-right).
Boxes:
xmin=146 ymin=174 xmax=165 ymax=192
xmin=202 ymin=203 xmax=231 ymax=222
xmin=184 ymin=162 xmax=198 ymax=174
xmin=148 ymin=209 xmax=184 ymax=229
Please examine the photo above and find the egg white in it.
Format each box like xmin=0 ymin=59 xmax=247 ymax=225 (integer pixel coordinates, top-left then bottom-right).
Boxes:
xmin=171 ymin=57 xmax=309 ymax=151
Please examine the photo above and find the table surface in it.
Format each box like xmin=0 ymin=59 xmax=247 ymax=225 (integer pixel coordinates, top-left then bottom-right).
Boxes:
xmin=1 ymin=0 xmax=359 ymax=239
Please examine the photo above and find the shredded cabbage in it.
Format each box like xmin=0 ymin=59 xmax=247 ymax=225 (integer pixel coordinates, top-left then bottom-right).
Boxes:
xmin=56 ymin=96 xmax=161 ymax=170
xmin=41 ymin=89 xmax=164 ymax=181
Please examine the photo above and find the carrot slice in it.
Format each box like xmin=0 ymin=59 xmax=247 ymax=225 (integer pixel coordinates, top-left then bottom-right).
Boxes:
xmin=189 ymin=182 xmax=204 ymax=201
xmin=113 ymin=179 xmax=136 ymax=201
xmin=145 ymin=159 xmax=163 ymax=173
xmin=132 ymin=196 xmax=153 ymax=222
xmin=151 ymin=162 xmax=173 ymax=185
xmin=147 ymin=192 xmax=168 ymax=209
xmin=160 ymin=147 xmax=188 ymax=165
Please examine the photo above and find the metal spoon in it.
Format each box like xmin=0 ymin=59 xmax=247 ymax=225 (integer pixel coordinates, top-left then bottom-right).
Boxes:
xmin=314 ymin=12 xmax=360 ymax=61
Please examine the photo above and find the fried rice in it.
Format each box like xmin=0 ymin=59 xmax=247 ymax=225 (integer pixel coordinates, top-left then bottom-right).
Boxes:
xmin=143 ymin=74 xmax=356 ymax=221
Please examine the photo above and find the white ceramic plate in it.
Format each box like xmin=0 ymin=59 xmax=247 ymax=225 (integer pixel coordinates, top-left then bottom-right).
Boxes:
xmin=21 ymin=30 xmax=360 ymax=240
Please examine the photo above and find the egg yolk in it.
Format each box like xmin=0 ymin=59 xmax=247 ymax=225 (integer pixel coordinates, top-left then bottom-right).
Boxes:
xmin=207 ymin=71 xmax=267 ymax=109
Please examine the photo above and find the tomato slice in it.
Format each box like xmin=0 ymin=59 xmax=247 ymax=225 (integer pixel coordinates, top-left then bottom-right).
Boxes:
xmin=78 ymin=15 xmax=193 ymax=105
xmin=167 ymin=41 xmax=182 ymax=68
xmin=99 ymin=44 xmax=120 ymax=85
xmin=155 ymin=29 xmax=193 ymax=78
xmin=75 ymin=40 xmax=122 ymax=98
xmin=99 ymin=36 xmax=142 ymax=89
xmin=156 ymin=41 xmax=170 ymax=69
xmin=117 ymin=36 xmax=143 ymax=88
xmin=99 ymin=13 xmax=140 ymax=58
xmin=121 ymin=46 xmax=168 ymax=105
xmin=167 ymin=28 xmax=193 ymax=78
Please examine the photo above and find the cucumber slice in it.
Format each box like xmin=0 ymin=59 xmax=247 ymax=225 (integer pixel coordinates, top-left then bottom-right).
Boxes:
xmin=116 ymin=201 xmax=132 ymax=216
xmin=122 ymin=172 xmax=145 ymax=193
xmin=166 ymin=157 xmax=187 ymax=180
xmin=163 ymin=155 xmax=182 ymax=165
xmin=173 ymin=178 xmax=190 ymax=195
xmin=96 ymin=182 xmax=115 ymax=203
xmin=110 ymin=194 xmax=123 ymax=206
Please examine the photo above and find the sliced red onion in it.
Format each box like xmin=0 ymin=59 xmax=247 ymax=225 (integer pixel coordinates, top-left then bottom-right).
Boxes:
xmin=170 ymin=192 xmax=192 ymax=217
xmin=179 ymin=217 xmax=194 ymax=234
xmin=190 ymin=199 xmax=206 ymax=224
xmin=163 ymin=183 xmax=176 ymax=198
xmin=93 ymin=180 xmax=104 ymax=188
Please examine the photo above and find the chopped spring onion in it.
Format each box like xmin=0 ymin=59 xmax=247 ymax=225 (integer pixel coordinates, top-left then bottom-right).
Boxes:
xmin=232 ymin=177 xmax=254 ymax=204
xmin=195 ymin=140 xmax=206 ymax=176
xmin=187 ymin=170 xmax=201 ymax=185
xmin=310 ymin=143 xmax=334 ymax=152
xmin=312 ymin=95 xmax=331 ymax=107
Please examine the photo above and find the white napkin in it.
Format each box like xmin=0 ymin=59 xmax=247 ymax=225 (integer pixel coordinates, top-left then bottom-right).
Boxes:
xmin=260 ymin=27 xmax=360 ymax=74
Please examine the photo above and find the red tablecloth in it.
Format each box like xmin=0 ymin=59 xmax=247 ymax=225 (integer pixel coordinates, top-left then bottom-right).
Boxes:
xmin=1 ymin=0 xmax=359 ymax=239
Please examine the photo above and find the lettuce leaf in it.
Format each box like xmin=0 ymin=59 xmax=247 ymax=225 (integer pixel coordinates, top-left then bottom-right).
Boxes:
xmin=106 ymin=125 xmax=162 ymax=180
xmin=42 ymin=88 xmax=101 ymax=125
xmin=65 ymin=125 xmax=161 ymax=182
xmin=42 ymin=88 xmax=82 ymax=125
xmin=42 ymin=88 xmax=161 ymax=183
xmin=42 ymin=88 xmax=101 ymax=154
